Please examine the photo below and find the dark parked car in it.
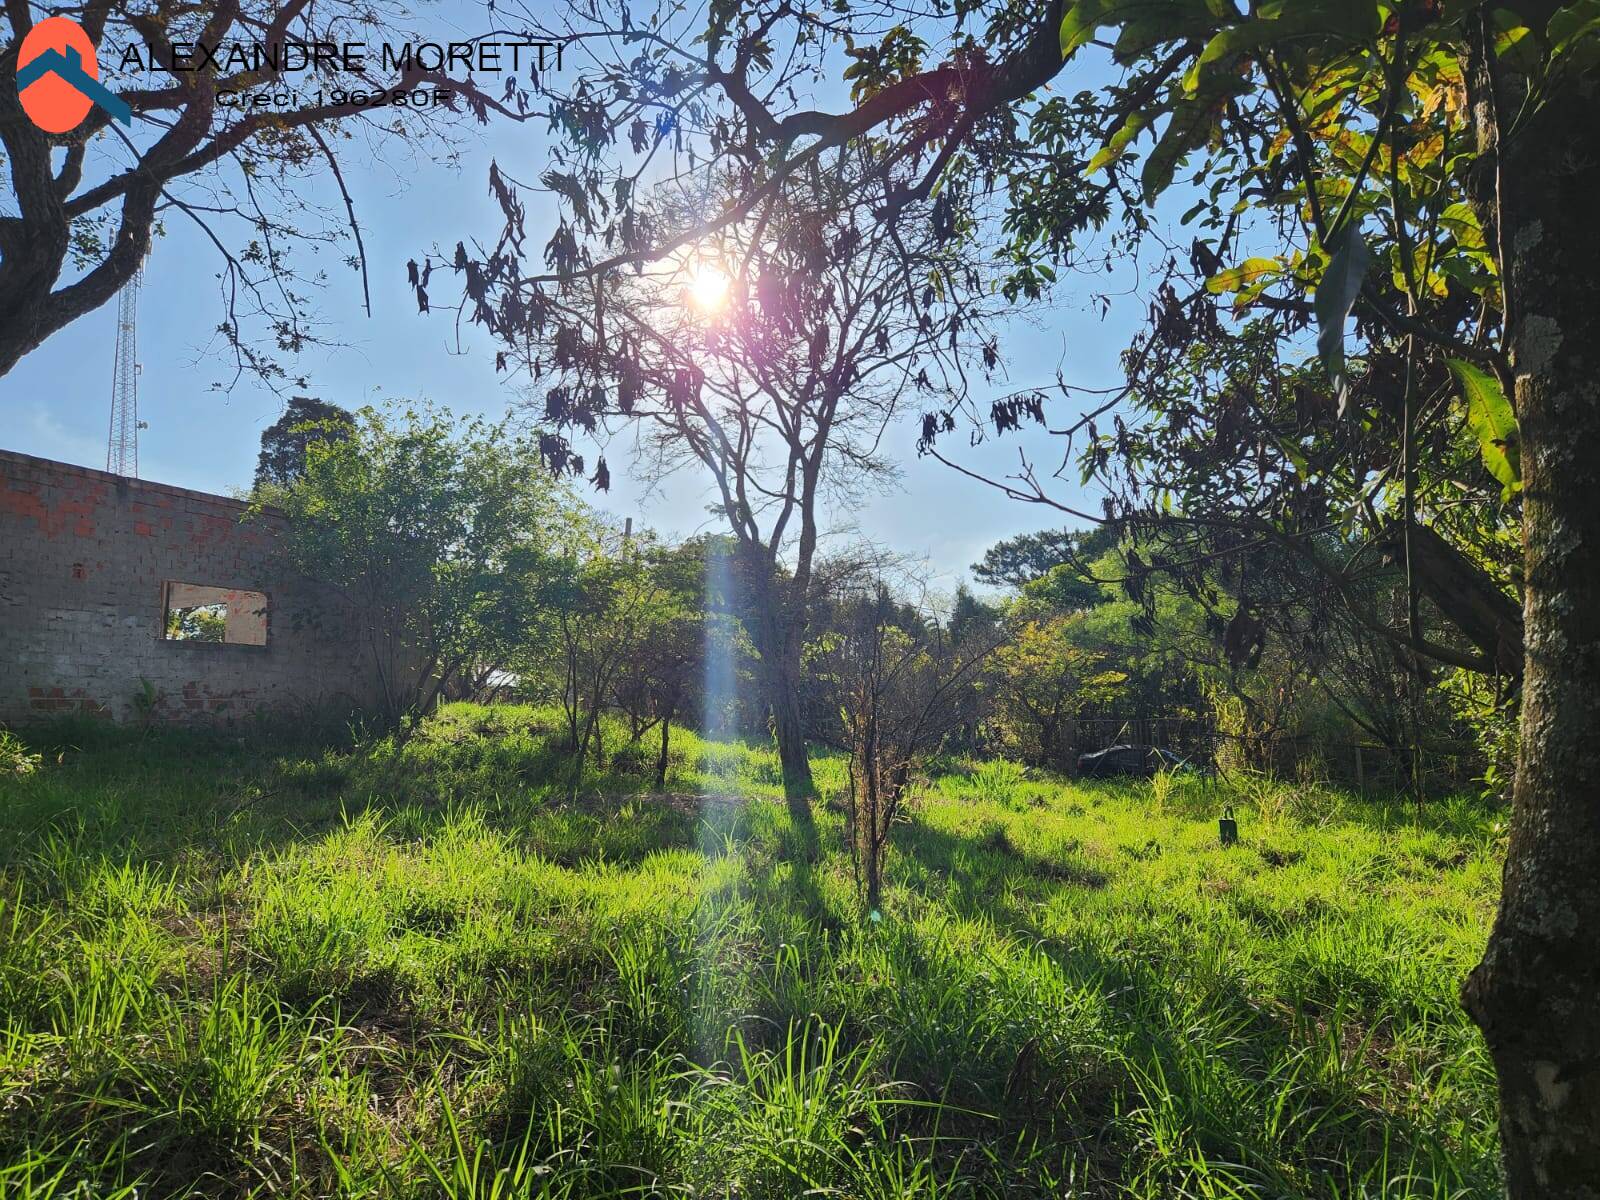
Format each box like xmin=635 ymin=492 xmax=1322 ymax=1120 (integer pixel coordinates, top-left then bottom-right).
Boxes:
xmin=1075 ymin=744 xmax=1191 ymax=779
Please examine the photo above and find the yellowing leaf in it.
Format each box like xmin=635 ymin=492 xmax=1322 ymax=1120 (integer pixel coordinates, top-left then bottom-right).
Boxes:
xmin=1086 ymin=111 xmax=1148 ymax=176
xmin=1205 ymin=258 xmax=1281 ymax=293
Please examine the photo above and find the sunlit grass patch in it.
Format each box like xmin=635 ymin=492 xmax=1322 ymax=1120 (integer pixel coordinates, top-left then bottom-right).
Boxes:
xmin=0 ymin=709 xmax=1500 ymax=1197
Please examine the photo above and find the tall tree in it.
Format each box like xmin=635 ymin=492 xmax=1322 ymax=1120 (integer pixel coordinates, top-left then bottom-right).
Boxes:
xmin=545 ymin=528 xmax=666 ymax=797
xmin=1452 ymin=7 xmax=1600 ymax=1190
xmin=254 ymin=396 xmax=354 ymax=487
xmin=607 ymin=538 xmax=710 ymax=790
xmin=257 ymin=406 xmax=572 ymax=728
xmin=819 ymin=583 xmax=998 ymax=910
xmin=419 ymin=157 xmax=1004 ymax=805
xmin=973 ymin=526 xmax=1118 ymax=593
xmin=989 ymin=606 xmax=1125 ymax=771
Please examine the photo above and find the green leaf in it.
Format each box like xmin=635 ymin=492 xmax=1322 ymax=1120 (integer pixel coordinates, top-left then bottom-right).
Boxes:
xmin=1086 ymin=110 xmax=1148 ymax=175
xmin=1112 ymin=2 xmax=1220 ymax=62
xmin=1436 ymin=201 xmax=1486 ymax=251
xmin=1060 ymin=0 xmax=1214 ymax=62
xmin=1549 ymin=0 xmax=1600 ymax=70
xmin=1491 ymin=8 xmax=1544 ymax=71
xmin=1257 ymin=0 xmax=1381 ymax=26
xmin=1185 ymin=3 xmax=1382 ymax=95
xmin=1449 ymin=358 xmax=1521 ymax=500
xmin=1315 ymin=223 xmax=1369 ymax=409
xmin=1060 ymin=0 xmax=1120 ymax=59
xmin=1205 ymin=257 xmax=1280 ymax=293
xmin=1273 ymin=436 xmax=1309 ymax=477
xmin=1141 ymin=95 xmax=1221 ymax=202
xmin=1550 ymin=0 xmax=1600 ymax=46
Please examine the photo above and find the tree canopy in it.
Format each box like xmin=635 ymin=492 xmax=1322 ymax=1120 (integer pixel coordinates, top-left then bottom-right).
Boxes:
xmin=0 ymin=0 xmax=534 ymax=384
xmin=254 ymin=396 xmax=355 ymax=487
xmin=254 ymin=405 xmax=576 ymax=726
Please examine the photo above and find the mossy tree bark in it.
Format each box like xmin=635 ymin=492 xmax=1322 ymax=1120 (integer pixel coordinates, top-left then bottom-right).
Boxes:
xmin=1461 ymin=12 xmax=1600 ymax=1191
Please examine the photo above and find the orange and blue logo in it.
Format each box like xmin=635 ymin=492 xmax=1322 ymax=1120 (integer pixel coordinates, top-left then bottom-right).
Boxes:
xmin=15 ymin=16 xmax=130 ymax=132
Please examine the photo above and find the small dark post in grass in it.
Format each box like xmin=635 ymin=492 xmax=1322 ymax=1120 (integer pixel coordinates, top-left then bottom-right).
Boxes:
xmin=1219 ymin=806 xmax=1238 ymax=847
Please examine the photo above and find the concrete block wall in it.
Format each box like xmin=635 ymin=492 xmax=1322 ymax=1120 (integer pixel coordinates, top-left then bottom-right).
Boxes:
xmin=0 ymin=449 xmax=383 ymax=725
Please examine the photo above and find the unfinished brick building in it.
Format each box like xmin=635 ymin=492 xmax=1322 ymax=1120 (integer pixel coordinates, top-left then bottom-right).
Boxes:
xmin=1 ymin=449 xmax=387 ymax=725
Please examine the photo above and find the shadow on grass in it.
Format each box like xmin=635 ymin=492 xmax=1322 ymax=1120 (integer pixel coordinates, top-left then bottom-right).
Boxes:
xmin=876 ymin=813 xmax=1491 ymax=1195
xmin=891 ymin=817 xmax=1111 ymax=918
xmin=0 ymin=712 xmax=718 ymax=872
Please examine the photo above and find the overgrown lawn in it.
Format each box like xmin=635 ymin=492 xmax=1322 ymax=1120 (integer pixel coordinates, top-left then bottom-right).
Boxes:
xmin=0 ymin=704 xmax=1502 ymax=1197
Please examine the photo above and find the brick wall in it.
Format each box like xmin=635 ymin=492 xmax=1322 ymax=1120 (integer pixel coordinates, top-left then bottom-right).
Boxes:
xmin=0 ymin=449 xmax=386 ymax=725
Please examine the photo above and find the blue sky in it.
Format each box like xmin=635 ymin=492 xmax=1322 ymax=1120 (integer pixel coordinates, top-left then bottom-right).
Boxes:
xmin=0 ymin=25 xmax=1154 ymax=591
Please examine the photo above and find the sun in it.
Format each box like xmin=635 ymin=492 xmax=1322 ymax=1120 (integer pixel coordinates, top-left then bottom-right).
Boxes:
xmin=687 ymin=263 xmax=730 ymax=313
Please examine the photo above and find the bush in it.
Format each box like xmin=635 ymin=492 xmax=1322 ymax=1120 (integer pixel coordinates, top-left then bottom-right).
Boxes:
xmin=941 ymin=757 xmax=1030 ymax=807
xmin=0 ymin=730 xmax=41 ymax=775
xmin=607 ymin=741 xmax=653 ymax=777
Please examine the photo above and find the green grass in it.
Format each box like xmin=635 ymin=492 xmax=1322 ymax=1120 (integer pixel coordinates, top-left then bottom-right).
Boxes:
xmin=0 ymin=703 xmax=1503 ymax=1197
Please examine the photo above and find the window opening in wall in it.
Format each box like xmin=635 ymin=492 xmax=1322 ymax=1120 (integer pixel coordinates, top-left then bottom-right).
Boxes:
xmin=161 ymin=582 xmax=269 ymax=645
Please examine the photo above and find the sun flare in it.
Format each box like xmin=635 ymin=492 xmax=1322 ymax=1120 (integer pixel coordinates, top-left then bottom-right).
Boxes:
xmin=687 ymin=263 xmax=730 ymax=313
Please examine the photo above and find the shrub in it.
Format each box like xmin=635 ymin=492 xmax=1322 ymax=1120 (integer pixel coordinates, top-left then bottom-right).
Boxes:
xmin=0 ymin=730 xmax=41 ymax=775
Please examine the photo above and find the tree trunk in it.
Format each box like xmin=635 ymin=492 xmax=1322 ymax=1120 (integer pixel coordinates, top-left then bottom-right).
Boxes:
xmin=655 ymin=711 xmax=672 ymax=791
xmin=1039 ymin=716 xmax=1065 ymax=772
xmin=741 ymin=555 xmax=815 ymax=805
xmin=861 ymin=745 xmax=882 ymax=912
xmin=768 ymin=642 xmax=814 ymax=799
xmin=570 ymin=703 xmax=602 ymax=800
xmin=1460 ymin=22 xmax=1600 ymax=1194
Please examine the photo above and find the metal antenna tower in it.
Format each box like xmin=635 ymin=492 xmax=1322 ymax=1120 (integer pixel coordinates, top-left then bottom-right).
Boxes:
xmin=106 ymin=269 xmax=144 ymax=477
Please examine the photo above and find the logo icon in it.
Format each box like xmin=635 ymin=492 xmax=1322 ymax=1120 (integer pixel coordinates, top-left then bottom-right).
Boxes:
xmin=16 ymin=16 xmax=130 ymax=133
